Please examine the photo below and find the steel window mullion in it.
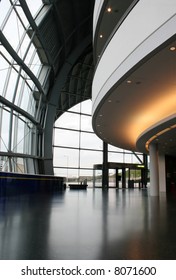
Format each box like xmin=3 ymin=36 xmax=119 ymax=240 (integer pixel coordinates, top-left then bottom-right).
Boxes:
xmin=53 ymin=145 xmax=102 ymax=153
xmin=8 ymin=109 xmax=14 ymax=171
xmin=12 ymin=66 xmax=22 ymax=103
xmin=0 ymin=31 xmax=44 ymax=95
xmin=21 ymin=31 xmax=36 ymax=63
xmin=0 ymin=51 xmax=33 ymax=91
xmin=0 ymin=105 xmax=3 ymax=151
xmin=1 ymin=59 xmax=13 ymax=99
xmin=23 ymin=120 xmax=29 ymax=155
xmin=0 ymin=95 xmax=39 ymax=126
xmin=54 ymin=166 xmax=93 ymax=171
xmin=9 ymin=0 xmax=29 ymax=31
xmin=35 ymin=88 xmax=42 ymax=122
xmin=0 ymin=103 xmax=33 ymax=126
xmin=54 ymin=126 xmax=94 ymax=134
xmin=0 ymin=151 xmax=41 ymax=159
xmin=17 ymin=74 xmax=25 ymax=107
xmin=13 ymin=114 xmax=19 ymax=153
xmin=0 ymin=1 xmax=15 ymax=31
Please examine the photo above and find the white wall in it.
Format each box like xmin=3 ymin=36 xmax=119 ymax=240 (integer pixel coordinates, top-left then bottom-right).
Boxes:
xmin=93 ymin=0 xmax=104 ymax=38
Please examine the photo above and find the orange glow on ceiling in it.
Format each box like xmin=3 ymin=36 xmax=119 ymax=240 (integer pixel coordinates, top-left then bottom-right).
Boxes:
xmin=128 ymin=87 xmax=176 ymax=147
xmin=124 ymin=86 xmax=176 ymax=148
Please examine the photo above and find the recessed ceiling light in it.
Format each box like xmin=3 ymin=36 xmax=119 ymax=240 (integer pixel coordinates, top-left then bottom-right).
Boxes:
xmin=127 ymin=80 xmax=132 ymax=84
xmin=170 ymin=46 xmax=176 ymax=51
xmin=99 ymin=114 xmax=103 ymax=117
xmin=108 ymin=99 xmax=112 ymax=102
xmin=107 ymin=7 xmax=112 ymax=12
xmin=99 ymin=34 xmax=103 ymax=38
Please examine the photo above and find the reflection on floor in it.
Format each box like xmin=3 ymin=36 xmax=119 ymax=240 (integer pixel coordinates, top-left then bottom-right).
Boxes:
xmin=0 ymin=188 xmax=176 ymax=260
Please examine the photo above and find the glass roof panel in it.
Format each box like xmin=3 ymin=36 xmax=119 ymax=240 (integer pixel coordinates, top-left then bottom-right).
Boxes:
xmin=0 ymin=1 xmax=11 ymax=27
xmin=25 ymin=0 xmax=43 ymax=17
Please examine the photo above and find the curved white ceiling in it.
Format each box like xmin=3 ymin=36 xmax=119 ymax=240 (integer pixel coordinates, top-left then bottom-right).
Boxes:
xmin=92 ymin=39 xmax=176 ymax=153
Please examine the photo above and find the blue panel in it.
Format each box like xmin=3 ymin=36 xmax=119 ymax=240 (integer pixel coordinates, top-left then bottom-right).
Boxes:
xmin=0 ymin=172 xmax=65 ymax=197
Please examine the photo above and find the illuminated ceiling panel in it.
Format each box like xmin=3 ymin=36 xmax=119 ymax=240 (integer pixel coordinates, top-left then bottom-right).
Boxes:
xmin=93 ymin=39 xmax=176 ymax=154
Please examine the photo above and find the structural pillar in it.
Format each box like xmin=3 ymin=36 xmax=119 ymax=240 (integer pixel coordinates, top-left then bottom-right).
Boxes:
xmin=142 ymin=154 xmax=148 ymax=187
xmin=102 ymin=141 xmax=108 ymax=188
xmin=158 ymin=153 xmax=166 ymax=193
xmin=116 ymin=168 xmax=119 ymax=188
xmin=149 ymin=143 xmax=159 ymax=196
xmin=122 ymin=168 xmax=126 ymax=188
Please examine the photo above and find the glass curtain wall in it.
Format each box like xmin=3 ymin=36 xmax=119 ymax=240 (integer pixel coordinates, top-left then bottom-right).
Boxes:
xmin=53 ymin=99 xmax=144 ymax=187
xmin=0 ymin=1 xmax=48 ymax=173
xmin=53 ymin=100 xmax=102 ymax=185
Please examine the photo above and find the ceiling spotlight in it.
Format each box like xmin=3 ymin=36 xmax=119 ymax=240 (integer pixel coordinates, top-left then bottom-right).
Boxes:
xmin=127 ymin=80 xmax=132 ymax=84
xmin=170 ymin=46 xmax=176 ymax=51
xmin=107 ymin=7 xmax=112 ymax=12
xmin=99 ymin=34 xmax=103 ymax=38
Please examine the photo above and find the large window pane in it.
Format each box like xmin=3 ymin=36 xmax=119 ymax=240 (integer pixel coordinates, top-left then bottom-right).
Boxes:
xmin=20 ymin=83 xmax=31 ymax=111
xmin=12 ymin=157 xmax=25 ymax=173
xmin=54 ymin=167 xmax=79 ymax=181
xmin=4 ymin=67 xmax=19 ymax=101
xmin=26 ymin=0 xmax=42 ymax=17
xmin=54 ymin=129 xmax=79 ymax=148
xmin=55 ymin=112 xmax=80 ymax=130
xmin=12 ymin=117 xmax=25 ymax=153
xmin=131 ymin=153 xmax=143 ymax=164
xmin=109 ymin=152 xmax=124 ymax=163
xmin=0 ymin=156 xmax=10 ymax=172
xmin=0 ymin=2 xmax=11 ymax=27
xmin=81 ymin=115 xmax=93 ymax=132
xmin=80 ymin=132 xmax=102 ymax=150
xmin=81 ymin=99 xmax=92 ymax=114
xmin=109 ymin=144 xmax=124 ymax=152
xmin=54 ymin=147 xmax=79 ymax=169
xmin=80 ymin=149 xmax=102 ymax=168
xmin=0 ymin=56 xmax=9 ymax=96
xmin=0 ymin=109 xmax=10 ymax=152
xmin=68 ymin=103 xmax=80 ymax=113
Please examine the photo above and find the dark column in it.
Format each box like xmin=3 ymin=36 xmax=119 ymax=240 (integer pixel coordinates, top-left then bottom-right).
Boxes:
xmin=116 ymin=168 xmax=119 ymax=188
xmin=93 ymin=167 xmax=95 ymax=188
xmin=122 ymin=168 xmax=126 ymax=188
xmin=142 ymin=154 xmax=148 ymax=187
xmin=102 ymin=141 xmax=108 ymax=188
xmin=128 ymin=168 xmax=131 ymax=181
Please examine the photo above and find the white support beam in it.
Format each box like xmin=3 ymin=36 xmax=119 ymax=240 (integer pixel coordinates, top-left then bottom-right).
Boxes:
xmin=149 ymin=143 xmax=159 ymax=196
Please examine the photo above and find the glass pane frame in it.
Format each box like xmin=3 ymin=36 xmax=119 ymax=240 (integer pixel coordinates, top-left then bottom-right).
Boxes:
xmin=0 ymin=1 xmax=47 ymax=173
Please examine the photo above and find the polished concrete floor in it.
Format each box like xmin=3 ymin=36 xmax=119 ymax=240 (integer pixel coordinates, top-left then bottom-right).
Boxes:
xmin=0 ymin=188 xmax=176 ymax=260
